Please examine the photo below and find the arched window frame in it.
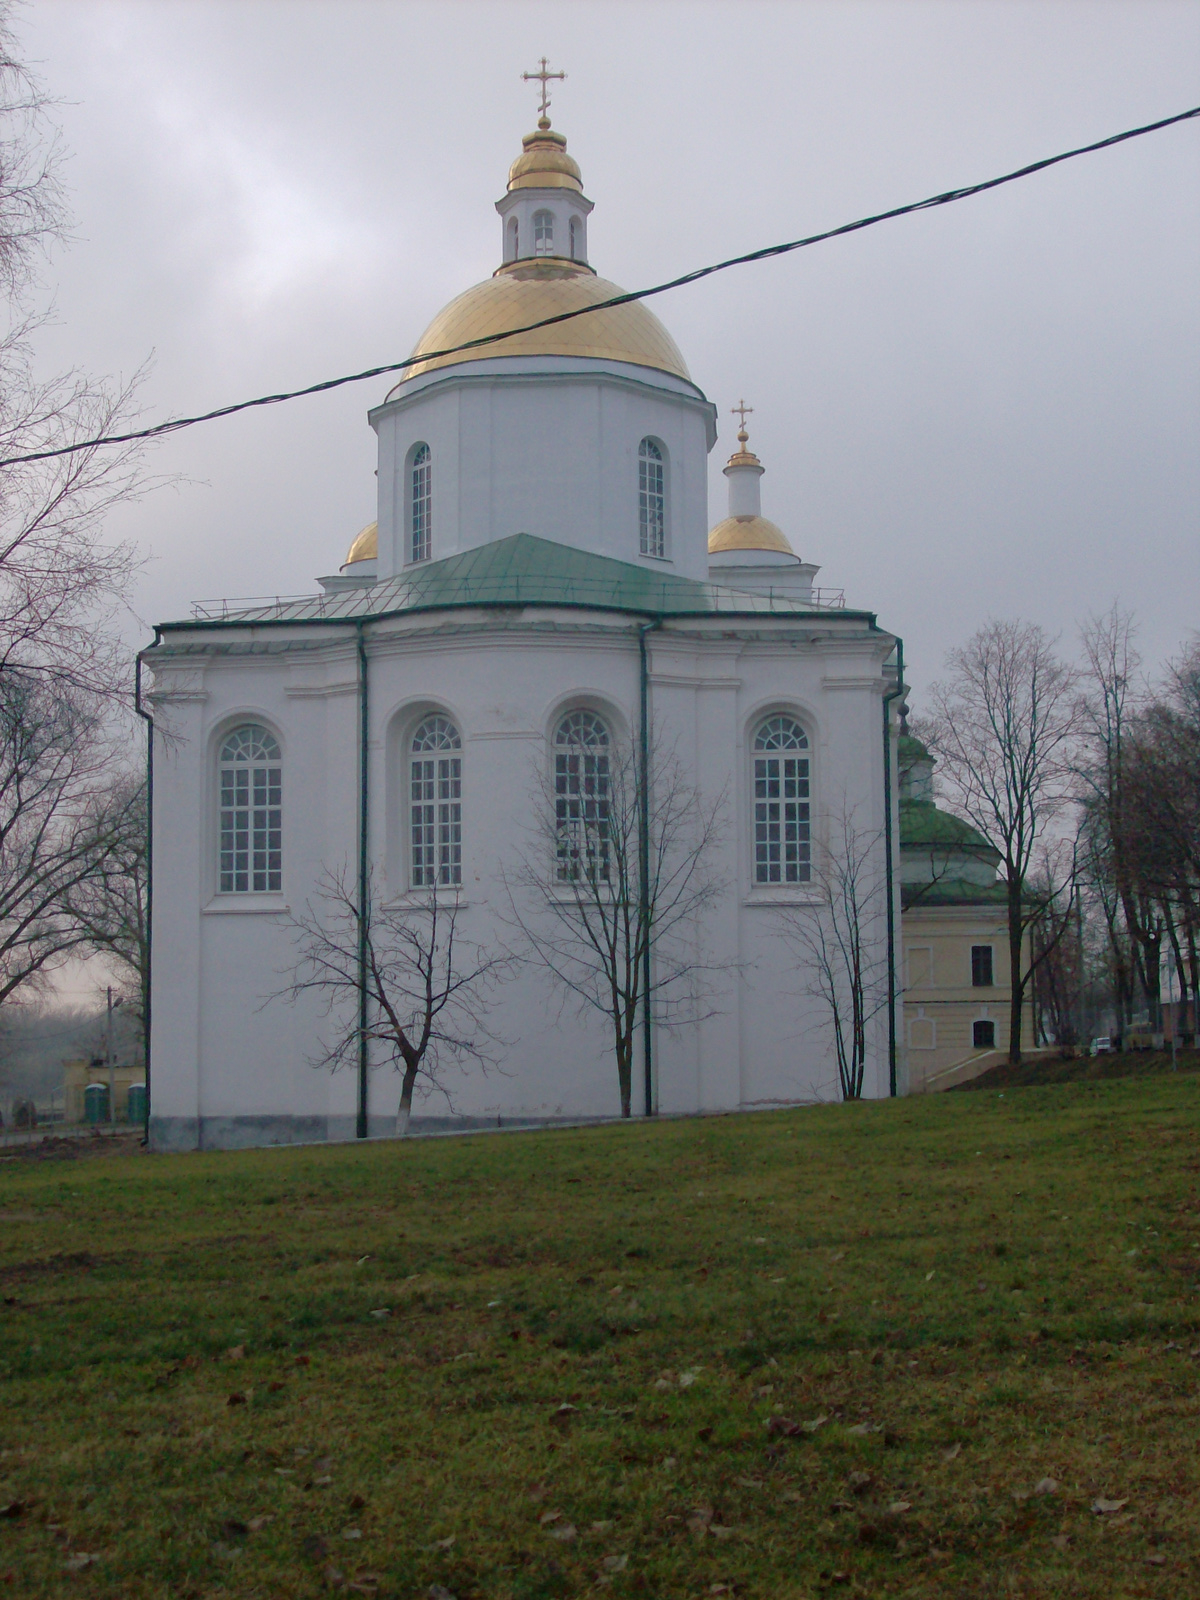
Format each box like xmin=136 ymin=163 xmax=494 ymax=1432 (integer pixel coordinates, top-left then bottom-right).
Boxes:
xmin=553 ymin=709 xmax=611 ymax=883
xmin=409 ymin=713 xmax=462 ymax=888
xmin=532 ymin=208 xmax=554 ymax=257
xmin=217 ymin=723 xmax=282 ymax=894
xmin=507 ymin=216 xmax=519 ymax=261
xmin=638 ymin=438 xmax=666 ymax=559
xmin=409 ymin=442 xmax=432 ymax=564
xmin=751 ymin=713 xmax=811 ymax=885
xmin=568 ymin=216 xmax=579 ymax=260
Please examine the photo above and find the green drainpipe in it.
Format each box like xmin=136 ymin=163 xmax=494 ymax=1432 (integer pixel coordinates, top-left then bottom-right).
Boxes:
xmin=882 ymin=638 xmax=905 ymax=1097
xmin=134 ymin=633 xmax=160 ymax=1147
xmin=638 ymin=618 xmax=662 ymax=1117
xmin=356 ymin=619 xmax=370 ymax=1138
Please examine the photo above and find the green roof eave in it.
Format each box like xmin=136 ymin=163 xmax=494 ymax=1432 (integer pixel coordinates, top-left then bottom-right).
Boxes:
xmin=902 ymin=879 xmax=1010 ymax=909
xmin=899 ymin=800 xmax=996 ymax=852
xmin=157 ymin=534 xmax=882 ymax=633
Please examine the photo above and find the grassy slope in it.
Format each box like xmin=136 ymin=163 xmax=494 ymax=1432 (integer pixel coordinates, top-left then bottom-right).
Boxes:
xmin=1 ymin=1078 xmax=1198 ymax=1600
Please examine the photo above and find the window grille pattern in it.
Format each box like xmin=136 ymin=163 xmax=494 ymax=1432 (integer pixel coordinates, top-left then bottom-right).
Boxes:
xmin=638 ymin=438 xmax=665 ymax=558
xmin=973 ymin=1019 xmax=996 ymax=1049
xmin=554 ymin=710 xmax=610 ymax=882
xmin=753 ymin=715 xmax=810 ymax=884
xmin=533 ymin=209 xmax=554 ymax=256
xmin=410 ymin=443 xmax=432 ymax=564
xmin=410 ymin=714 xmax=462 ymax=887
xmin=219 ymin=724 xmax=282 ymax=893
xmin=971 ymin=945 xmax=994 ymax=987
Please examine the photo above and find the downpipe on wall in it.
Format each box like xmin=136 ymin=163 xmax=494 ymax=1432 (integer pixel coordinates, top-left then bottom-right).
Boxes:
xmin=356 ymin=620 xmax=370 ymax=1138
xmin=881 ymin=637 xmax=906 ymax=1098
xmin=134 ymin=634 xmax=161 ymax=1147
xmin=638 ymin=618 xmax=662 ymax=1118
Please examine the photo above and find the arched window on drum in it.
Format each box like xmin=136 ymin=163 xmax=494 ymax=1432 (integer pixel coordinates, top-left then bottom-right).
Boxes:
xmin=410 ymin=714 xmax=462 ymax=887
xmin=752 ymin=715 xmax=810 ymax=883
xmin=410 ymin=443 xmax=432 ymax=564
xmin=218 ymin=724 xmax=282 ymax=893
xmin=554 ymin=710 xmax=610 ymax=882
xmin=532 ymin=209 xmax=554 ymax=257
xmin=638 ymin=438 xmax=665 ymax=558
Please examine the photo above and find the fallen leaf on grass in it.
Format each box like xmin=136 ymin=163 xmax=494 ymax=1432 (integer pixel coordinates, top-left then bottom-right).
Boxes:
xmin=552 ymin=1403 xmax=578 ymax=1419
xmin=709 ymin=1524 xmax=735 ymax=1540
xmin=342 ymin=1528 xmax=363 ymax=1541
xmin=63 ymin=1554 xmax=99 ymax=1571
xmin=547 ymin=1524 xmax=577 ymax=1542
xmin=590 ymin=1521 xmax=614 ymax=1533
xmin=888 ymin=1501 xmax=912 ymax=1515
xmin=369 ymin=1309 xmax=390 ymax=1320
xmin=925 ymin=1271 xmax=935 ymax=1281
xmin=678 ymin=1370 xmax=700 ymax=1388
xmin=1035 ymin=1478 xmax=1058 ymax=1496
xmin=847 ymin=1472 xmax=874 ymax=1494
xmin=1144 ymin=1552 xmax=1166 ymax=1566
xmin=324 ymin=1569 xmax=345 ymax=1590
xmin=247 ymin=1517 xmax=272 ymax=1532
xmin=538 ymin=1511 xmax=562 ymax=1527
xmin=687 ymin=1508 xmax=713 ymax=1539
xmin=1092 ymin=1498 xmax=1129 ymax=1515
xmin=226 ymin=1344 xmax=245 ymax=1360
xmin=427 ymin=1588 xmax=458 ymax=1600
xmin=1050 ymin=1535 xmax=1071 ymax=1551
xmin=602 ymin=1555 xmax=629 ymax=1573
xmin=846 ymin=1422 xmax=881 ymax=1436
xmin=941 ymin=1444 xmax=962 ymax=1462
xmin=426 ymin=1535 xmax=455 ymax=1549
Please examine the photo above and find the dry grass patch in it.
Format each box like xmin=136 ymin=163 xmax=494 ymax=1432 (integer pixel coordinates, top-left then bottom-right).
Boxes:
xmin=1 ymin=1075 xmax=1199 ymax=1597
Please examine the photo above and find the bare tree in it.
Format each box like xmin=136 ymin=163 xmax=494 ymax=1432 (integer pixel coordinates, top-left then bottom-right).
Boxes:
xmin=778 ymin=801 xmax=889 ymax=1101
xmin=66 ymin=772 xmax=149 ymax=1031
xmin=0 ymin=9 xmax=148 ymax=695
xmin=0 ymin=668 xmax=120 ymax=1005
xmin=927 ymin=619 xmax=1080 ymax=1062
xmin=505 ymin=728 xmax=726 ymax=1118
xmin=280 ymin=868 xmax=508 ymax=1134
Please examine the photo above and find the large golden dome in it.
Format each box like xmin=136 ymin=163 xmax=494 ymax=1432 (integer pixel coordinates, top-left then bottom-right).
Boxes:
xmin=391 ymin=258 xmax=692 ymax=392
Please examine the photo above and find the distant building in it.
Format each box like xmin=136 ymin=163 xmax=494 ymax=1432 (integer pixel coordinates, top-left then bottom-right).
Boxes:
xmin=62 ymin=1059 xmax=145 ymax=1124
xmin=899 ymin=734 xmax=1032 ymax=1089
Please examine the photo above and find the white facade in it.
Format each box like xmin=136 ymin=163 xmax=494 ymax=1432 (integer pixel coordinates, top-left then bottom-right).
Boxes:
xmin=145 ymin=112 xmax=902 ymax=1151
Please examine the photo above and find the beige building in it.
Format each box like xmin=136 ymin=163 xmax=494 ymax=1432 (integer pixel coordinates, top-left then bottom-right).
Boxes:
xmin=899 ymin=735 xmax=1033 ymax=1091
xmin=63 ymin=1060 xmax=146 ymax=1124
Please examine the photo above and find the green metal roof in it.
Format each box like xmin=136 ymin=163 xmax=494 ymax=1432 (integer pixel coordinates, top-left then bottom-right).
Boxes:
xmin=901 ymin=877 xmax=1009 ymax=910
xmin=899 ymin=800 xmax=995 ymax=852
xmin=179 ymin=533 xmax=869 ymax=629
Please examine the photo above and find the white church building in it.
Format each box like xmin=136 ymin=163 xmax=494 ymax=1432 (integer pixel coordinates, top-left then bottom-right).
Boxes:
xmin=143 ymin=98 xmax=904 ymax=1151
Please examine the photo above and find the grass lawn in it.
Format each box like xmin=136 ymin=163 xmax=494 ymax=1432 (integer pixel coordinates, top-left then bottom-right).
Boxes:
xmin=1 ymin=1071 xmax=1199 ymax=1599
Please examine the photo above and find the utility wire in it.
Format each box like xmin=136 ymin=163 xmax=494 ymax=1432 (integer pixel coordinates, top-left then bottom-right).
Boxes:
xmin=2 ymin=103 xmax=1197 ymax=470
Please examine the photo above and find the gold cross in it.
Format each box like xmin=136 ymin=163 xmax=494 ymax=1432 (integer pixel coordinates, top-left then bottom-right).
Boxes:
xmin=522 ymin=57 xmax=566 ymax=123
xmin=732 ymin=399 xmax=753 ymax=440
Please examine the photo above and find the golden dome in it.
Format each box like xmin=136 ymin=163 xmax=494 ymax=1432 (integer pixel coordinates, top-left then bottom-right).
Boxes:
xmin=391 ymin=258 xmax=692 ymax=390
xmin=344 ymin=521 xmax=377 ymax=565
xmin=507 ymin=124 xmax=583 ymax=192
xmin=708 ymin=514 xmax=794 ymax=555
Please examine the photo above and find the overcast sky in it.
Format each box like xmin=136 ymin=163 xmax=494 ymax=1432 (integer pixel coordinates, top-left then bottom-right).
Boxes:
xmin=17 ymin=0 xmax=1200 ymax=704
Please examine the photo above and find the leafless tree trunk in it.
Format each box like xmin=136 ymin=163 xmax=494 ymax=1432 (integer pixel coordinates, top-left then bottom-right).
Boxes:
xmin=927 ymin=619 xmax=1080 ymax=1063
xmin=778 ymin=801 xmax=889 ymax=1100
xmin=504 ymin=734 xmax=726 ymax=1118
xmin=0 ymin=669 xmax=121 ymax=1005
xmin=278 ymin=869 xmax=509 ymax=1133
xmin=65 ymin=771 xmax=149 ymax=1034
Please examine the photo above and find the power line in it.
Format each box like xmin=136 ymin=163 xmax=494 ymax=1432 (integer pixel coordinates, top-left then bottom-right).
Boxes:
xmin=2 ymin=102 xmax=1197 ymax=470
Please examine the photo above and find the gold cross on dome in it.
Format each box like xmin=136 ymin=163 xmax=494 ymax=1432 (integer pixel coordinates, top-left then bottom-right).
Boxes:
xmin=732 ymin=399 xmax=754 ymax=438
xmin=522 ymin=57 xmax=565 ymax=122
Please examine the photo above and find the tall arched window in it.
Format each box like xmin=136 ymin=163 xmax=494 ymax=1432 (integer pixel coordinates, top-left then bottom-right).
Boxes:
xmin=638 ymin=438 xmax=665 ymax=558
xmin=568 ymin=216 xmax=579 ymax=260
xmin=753 ymin=715 xmax=810 ymax=884
xmin=410 ymin=443 xmax=432 ymax=564
xmin=533 ymin=209 xmax=554 ymax=256
xmin=219 ymin=725 xmax=282 ymax=893
xmin=507 ymin=217 xmax=519 ymax=260
xmin=410 ymin=714 xmax=461 ymax=887
xmin=554 ymin=710 xmax=610 ymax=882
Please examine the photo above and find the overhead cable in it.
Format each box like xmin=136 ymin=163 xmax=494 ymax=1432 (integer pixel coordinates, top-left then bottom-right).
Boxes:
xmin=2 ymin=102 xmax=1197 ymax=470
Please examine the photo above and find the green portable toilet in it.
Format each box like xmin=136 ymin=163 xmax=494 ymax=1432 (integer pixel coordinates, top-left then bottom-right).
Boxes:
xmin=83 ymin=1083 xmax=109 ymax=1125
xmin=126 ymin=1084 xmax=147 ymax=1124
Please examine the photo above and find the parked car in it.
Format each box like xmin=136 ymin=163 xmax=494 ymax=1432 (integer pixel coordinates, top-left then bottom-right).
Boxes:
xmin=1090 ymin=1037 xmax=1113 ymax=1056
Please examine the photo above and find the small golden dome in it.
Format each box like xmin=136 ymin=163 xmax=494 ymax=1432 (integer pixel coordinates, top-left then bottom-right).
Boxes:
xmin=344 ymin=521 xmax=377 ymax=566
xmin=708 ymin=514 xmax=794 ymax=555
xmin=391 ymin=259 xmax=692 ymax=389
xmin=508 ymin=125 xmax=583 ymax=192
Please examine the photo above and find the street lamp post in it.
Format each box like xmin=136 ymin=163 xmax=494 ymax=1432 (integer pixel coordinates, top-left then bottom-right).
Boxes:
xmin=106 ymin=987 xmax=123 ymax=1123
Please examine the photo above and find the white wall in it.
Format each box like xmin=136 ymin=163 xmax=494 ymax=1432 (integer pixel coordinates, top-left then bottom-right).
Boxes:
xmin=148 ymin=607 xmax=897 ymax=1149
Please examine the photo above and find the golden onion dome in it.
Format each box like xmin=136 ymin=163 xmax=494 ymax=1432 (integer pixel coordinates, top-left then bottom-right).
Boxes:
xmin=708 ymin=514 xmax=794 ymax=556
xmin=391 ymin=258 xmax=692 ymax=390
xmin=343 ymin=521 xmax=378 ymax=566
xmin=507 ymin=123 xmax=583 ymax=192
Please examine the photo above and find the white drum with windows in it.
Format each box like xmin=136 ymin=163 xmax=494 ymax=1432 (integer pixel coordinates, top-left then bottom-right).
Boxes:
xmin=753 ymin=714 xmax=811 ymax=884
xmin=218 ymin=725 xmax=282 ymax=893
xmin=410 ymin=715 xmax=462 ymax=887
xmin=554 ymin=710 xmax=610 ymax=881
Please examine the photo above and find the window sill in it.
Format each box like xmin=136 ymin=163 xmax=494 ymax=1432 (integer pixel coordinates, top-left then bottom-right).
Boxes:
xmin=382 ymin=890 xmax=471 ymax=910
xmin=203 ymin=894 xmax=289 ymax=915
xmin=742 ymin=887 xmax=822 ymax=908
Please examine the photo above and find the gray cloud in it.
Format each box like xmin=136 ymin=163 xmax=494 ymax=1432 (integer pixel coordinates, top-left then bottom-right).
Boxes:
xmin=20 ymin=0 xmax=1200 ymax=696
